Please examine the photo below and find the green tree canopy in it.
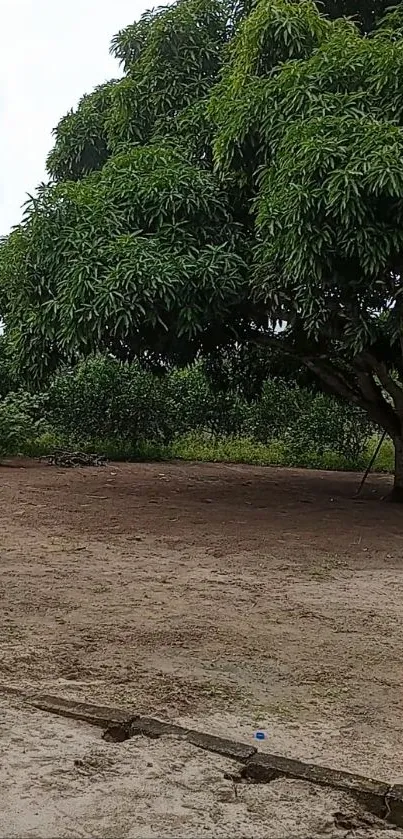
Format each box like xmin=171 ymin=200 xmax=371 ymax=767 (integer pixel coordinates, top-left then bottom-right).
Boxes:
xmin=46 ymin=0 xmax=230 ymax=182
xmin=2 ymin=0 xmax=403 ymax=497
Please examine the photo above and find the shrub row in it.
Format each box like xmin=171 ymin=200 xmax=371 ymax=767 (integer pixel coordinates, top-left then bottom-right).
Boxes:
xmin=0 ymin=356 xmax=374 ymax=464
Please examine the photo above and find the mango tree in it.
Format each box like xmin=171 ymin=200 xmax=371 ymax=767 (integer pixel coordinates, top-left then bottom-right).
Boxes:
xmin=2 ymin=0 xmax=403 ymax=497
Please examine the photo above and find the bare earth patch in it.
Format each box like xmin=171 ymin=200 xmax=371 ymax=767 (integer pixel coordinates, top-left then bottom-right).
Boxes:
xmin=1 ymin=459 xmax=403 ymax=823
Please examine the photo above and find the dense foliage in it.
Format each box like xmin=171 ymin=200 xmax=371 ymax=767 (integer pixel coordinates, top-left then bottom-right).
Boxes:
xmin=0 ymin=391 xmax=41 ymax=457
xmin=1 ymin=0 xmax=403 ymax=494
xmin=0 ymin=336 xmax=19 ymax=398
xmin=0 ymin=356 xmax=373 ymax=465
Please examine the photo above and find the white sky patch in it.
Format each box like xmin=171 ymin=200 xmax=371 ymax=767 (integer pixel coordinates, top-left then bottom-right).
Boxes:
xmin=0 ymin=0 xmax=148 ymax=235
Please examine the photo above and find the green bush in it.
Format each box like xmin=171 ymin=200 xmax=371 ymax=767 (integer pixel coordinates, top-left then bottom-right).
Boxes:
xmin=45 ymin=357 xmax=176 ymax=444
xmin=251 ymin=380 xmax=372 ymax=462
xmin=168 ymin=365 xmax=251 ymax=437
xmin=0 ymin=336 xmax=21 ymax=398
xmin=0 ymin=399 xmax=37 ymax=456
xmin=0 ymin=354 xmax=382 ymax=470
xmin=251 ymin=379 xmax=305 ymax=441
xmin=45 ymin=357 xmax=251 ymax=444
xmin=42 ymin=358 xmax=375 ymax=464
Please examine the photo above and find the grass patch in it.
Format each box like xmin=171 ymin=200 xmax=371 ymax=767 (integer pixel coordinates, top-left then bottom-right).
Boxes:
xmin=170 ymin=434 xmax=363 ymax=470
xmin=20 ymin=431 xmax=394 ymax=474
xmin=368 ymin=434 xmax=394 ymax=473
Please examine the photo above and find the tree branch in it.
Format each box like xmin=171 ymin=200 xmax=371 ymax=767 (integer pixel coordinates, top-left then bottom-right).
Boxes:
xmin=359 ymin=351 xmax=403 ymax=417
xmin=246 ymin=327 xmax=400 ymax=438
xmin=309 ymin=359 xmax=399 ymax=437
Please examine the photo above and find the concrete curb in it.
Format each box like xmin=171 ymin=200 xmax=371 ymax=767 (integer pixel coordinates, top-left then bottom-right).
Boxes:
xmin=14 ymin=691 xmax=403 ymax=829
xmin=239 ymin=753 xmax=393 ymax=822
xmin=28 ymin=693 xmax=137 ymax=728
xmin=128 ymin=716 xmax=257 ymax=762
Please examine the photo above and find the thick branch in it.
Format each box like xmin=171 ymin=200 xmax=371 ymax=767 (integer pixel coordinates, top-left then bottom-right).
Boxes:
xmin=360 ymin=352 xmax=403 ymax=417
xmin=246 ymin=327 xmax=400 ymax=438
xmin=311 ymin=360 xmax=399 ymax=437
xmin=304 ymin=359 xmax=361 ymax=404
xmin=354 ymin=370 xmax=400 ymax=437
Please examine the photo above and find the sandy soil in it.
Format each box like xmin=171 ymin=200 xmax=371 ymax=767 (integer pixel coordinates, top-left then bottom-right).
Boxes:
xmin=0 ymin=694 xmax=399 ymax=838
xmin=1 ymin=459 xmax=403 ymax=787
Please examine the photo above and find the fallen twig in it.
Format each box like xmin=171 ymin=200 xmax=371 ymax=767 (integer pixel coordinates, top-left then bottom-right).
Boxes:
xmin=40 ymin=449 xmax=107 ymax=468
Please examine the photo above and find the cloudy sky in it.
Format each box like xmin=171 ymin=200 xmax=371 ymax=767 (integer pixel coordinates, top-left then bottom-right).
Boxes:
xmin=0 ymin=0 xmax=149 ymax=236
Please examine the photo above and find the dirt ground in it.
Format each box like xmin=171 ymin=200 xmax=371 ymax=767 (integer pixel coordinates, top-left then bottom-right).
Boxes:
xmin=1 ymin=694 xmax=399 ymax=839
xmin=1 ymin=459 xmax=403 ymax=794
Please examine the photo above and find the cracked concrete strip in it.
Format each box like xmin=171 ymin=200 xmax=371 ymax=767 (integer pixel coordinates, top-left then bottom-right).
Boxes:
xmin=0 ymin=693 xmax=400 ymax=839
xmin=23 ymin=690 xmax=403 ymax=829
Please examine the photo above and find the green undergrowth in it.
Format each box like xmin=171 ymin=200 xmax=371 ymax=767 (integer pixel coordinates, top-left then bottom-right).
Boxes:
xmin=0 ymin=359 xmax=386 ymax=472
xmin=22 ymin=431 xmax=394 ymax=474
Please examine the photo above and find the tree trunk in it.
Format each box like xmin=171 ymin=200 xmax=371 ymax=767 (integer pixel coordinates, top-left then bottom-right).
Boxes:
xmin=390 ymin=436 xmax=403 ymax=503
